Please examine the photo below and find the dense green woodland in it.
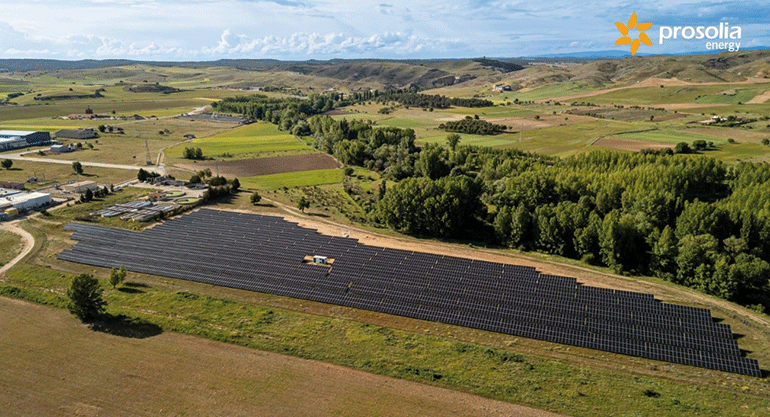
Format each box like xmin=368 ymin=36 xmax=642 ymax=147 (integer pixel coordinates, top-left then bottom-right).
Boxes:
xmin=218 ymin=94 xmax=770 ymax=310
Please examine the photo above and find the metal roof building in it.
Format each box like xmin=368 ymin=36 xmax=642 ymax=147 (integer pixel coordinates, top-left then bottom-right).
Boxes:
xmin=0 ymin=130 xmax=52 ymax=146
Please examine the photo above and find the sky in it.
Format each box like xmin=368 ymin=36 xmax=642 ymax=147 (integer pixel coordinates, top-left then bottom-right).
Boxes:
xmin=0 ymin=0 xmax=768 ymax=60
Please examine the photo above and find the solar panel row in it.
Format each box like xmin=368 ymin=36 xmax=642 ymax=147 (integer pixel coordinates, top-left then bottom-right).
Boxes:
xmin=57 ymin=209 xmax=762 ymax=377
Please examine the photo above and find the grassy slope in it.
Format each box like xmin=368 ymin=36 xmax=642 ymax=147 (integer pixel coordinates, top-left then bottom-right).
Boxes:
xmin=0 ymin=230 xmax=23 ymax=266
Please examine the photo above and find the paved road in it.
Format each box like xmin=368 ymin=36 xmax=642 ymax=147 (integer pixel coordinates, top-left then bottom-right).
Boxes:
xmin=1 ymin=152 xmax=167 ymax=176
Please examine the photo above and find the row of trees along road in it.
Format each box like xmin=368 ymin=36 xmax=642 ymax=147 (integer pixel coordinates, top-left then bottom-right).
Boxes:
xmin=215 ymin=93 xmax=770 ymax=311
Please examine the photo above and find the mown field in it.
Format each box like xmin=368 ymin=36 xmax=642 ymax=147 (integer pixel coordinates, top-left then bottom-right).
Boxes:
xmin=238 ymin=168 xmax=344 ymax=189
xmin=165 ymin=122 xmax=314 ymax=162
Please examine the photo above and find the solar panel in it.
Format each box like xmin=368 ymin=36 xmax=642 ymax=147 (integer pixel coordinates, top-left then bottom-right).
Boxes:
xmin=56 ymin=208 xmax=762 ymax=377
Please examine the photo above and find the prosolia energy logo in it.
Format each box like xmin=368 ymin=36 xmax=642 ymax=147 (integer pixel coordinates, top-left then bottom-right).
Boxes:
xmin=615 ymin=12 xmax=743 ymax=55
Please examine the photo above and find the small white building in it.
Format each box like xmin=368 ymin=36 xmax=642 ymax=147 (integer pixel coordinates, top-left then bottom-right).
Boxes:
xmin=51 ymin=144 xmax=74 ymax=153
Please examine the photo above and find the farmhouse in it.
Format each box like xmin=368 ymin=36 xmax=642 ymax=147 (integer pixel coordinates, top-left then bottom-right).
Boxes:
xmin=56 ymin=128 xmax=97 ymax=140
xmin=0 ymin=130 xmax=52 ymax=148
xmin=493 ymin=84 xmax=513 ymax=92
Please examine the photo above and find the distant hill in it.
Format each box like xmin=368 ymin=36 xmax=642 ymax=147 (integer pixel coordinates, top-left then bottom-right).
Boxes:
xmin=1 ymin=50 xmax=768 ymax=94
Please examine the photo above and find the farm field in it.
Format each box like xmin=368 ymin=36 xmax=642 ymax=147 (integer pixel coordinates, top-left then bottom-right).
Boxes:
xmin=238 ymin=168 xmax=344 ymax=189
xmin=499 ymin=82 xmax=600 ymax=102
xmin=178 ymin=153 xmax=339 ymax=178
xmin=165 ymin=122 xmax=314 ymax=163
xmin=613 ymin=129 xmax=729 ymax=145
xmin=0 ymin=297 xmax=560 ymax=417
xmin=592 ymin=137 xmax=675 ymax=152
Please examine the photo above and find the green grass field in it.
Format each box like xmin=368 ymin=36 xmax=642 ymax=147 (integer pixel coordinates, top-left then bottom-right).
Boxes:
xmin=0 ymin=230 xmax=23 ymax=266
xmin=0 ymin=160 xmax=135 ymax=189
xmin=586 ymin=85 xmax=762 ymax=105
xmin=166 ymin=122 xmax=313 ymax=161
xmin=419 ymin=132 xmax=520 ymax=148
xmin=239 ymin=168 xmax=343 ymax=189
xmin=615 ymin=129 xmax=729 ymax=145
xmin=694 ymin=87 xmax=767 ymax=104
xmin=499 ymin=82 xmax=599 ymax=101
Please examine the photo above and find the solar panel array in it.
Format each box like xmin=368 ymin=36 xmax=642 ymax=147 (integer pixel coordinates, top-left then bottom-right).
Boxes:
xmin=57 ymin=208 xmax=762 ymax=377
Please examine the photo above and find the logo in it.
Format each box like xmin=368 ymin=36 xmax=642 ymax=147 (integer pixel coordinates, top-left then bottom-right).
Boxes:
xmin=659 ymin=23 xmax=742 ymax=51
xmin=615 ymin=12 xmax=653 ymax=56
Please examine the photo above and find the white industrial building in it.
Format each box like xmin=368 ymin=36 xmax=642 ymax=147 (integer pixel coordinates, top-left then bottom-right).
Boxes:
xmin=0 ymin=130 xmax=52 ymax=148
xmin=0 ymin=136 xmax=28 ymax=151
xmin=0 ymin=188 xmax=52 ymax=212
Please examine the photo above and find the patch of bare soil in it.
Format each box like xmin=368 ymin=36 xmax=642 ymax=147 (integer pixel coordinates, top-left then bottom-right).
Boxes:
xmin=178 ymin=153 xmax=340 ymax=177
xmin=0 ymin=297 xmax=565 ymax=417
xmin=747 ymin=90 xmax=770 ymax=104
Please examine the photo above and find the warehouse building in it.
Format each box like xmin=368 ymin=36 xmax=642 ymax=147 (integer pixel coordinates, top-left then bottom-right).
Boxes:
xmin=0 ymin=130 xmax=52 ymax=147
xmin=0 ymin=188 xmax=52 ymax=212
xmin=0 ymin=136 xmax=27 ymax=151
xmin=55 ymin=128 xmax=97 ymax=140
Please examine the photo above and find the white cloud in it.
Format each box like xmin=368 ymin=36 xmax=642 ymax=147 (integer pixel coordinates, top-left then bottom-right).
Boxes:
xmin=200 ymin=30 xmax=462 ymax=57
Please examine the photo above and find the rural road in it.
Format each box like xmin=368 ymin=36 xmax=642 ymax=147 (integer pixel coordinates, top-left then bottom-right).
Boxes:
xmin=2 ymin=153 xmax=167 ymax=176
xmin=0 ymin=221 xmax=35 ymax=277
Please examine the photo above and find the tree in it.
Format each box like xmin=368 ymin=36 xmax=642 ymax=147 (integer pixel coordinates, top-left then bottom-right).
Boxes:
xmin=674 ymin=142 xmax=691 ymax=154
xmin=195 ymin=147 xmax=203 ymax=160
xmin=72 ymin=161 xmax=83 ymax=175
xmin=297 ymin=196 xmax=310 ymax=212
xmin=108 ymin=265 xmax=127 ymax=288
xmin=250 ymin=191 xmax=262 ymax=205
xmin=67 ymin=274 xmax=106 ymax=322
xmin=1 ymin=159 xmax=12 ymax=170
xmin=189 ymin=174 xmax=201 ymax=184
xmin=81 ymin=188 xmax=93 ymax=202
xmin=97 ymin=124 xmax=106 ymax=133
xmin=231 ymin=178 xmax=240 ymax=191
xmin=446 ymin=133 xmax=461 ymax=152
